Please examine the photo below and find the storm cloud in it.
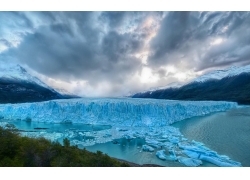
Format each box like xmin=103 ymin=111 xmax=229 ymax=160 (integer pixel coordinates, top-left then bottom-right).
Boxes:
xmin=148 ymin=11 xmax=250 ymax=71
xmin=1 ymin=11 xmax=250 ymax=96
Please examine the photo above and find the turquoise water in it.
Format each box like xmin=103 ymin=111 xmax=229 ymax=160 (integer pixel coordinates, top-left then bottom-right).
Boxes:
xmin=173 ymin=107 xmax=250 ymax=167
xmin=85 ymin=137 xmax=217 ymax=167
xmin=85 ymin=137 xmax=184 ymax=167
xmin=3 ymin=120 xmax=111 ymax=132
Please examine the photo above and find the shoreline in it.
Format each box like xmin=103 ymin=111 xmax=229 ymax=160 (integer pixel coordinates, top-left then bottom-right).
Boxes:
xmin=113 ymin=157 xmax=164 ymax=167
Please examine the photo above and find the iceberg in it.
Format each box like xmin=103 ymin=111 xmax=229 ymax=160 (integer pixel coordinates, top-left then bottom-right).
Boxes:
xmin=142 ymin=145 xmax=155 ymax=152
xmin=0 ymin=98 xmax=237 ymax=126
xmin=156 ymin=150 xmax=168 ymax=160
xmin=156 ymin=150 xmax=177 ymax=161
xmin=179 ymin=142 xmax=242 ymax=167
xmin=177 ymin=156 xmax=203 ymax=167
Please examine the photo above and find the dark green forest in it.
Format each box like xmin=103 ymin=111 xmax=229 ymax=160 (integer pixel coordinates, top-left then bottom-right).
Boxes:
xmin=0 ymin=124 xmax=129 ymax=167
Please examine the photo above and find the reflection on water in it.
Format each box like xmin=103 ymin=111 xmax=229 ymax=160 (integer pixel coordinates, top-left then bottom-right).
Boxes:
xmin=85 ymin=137 xmax=217 ymax=167
xmin=4 ymin=120 xmax=111 ymax=132
xmin=85 ymin=137 xmax=185 ymax=167
xmin=173 ymin=107 xmax=250 ymax=167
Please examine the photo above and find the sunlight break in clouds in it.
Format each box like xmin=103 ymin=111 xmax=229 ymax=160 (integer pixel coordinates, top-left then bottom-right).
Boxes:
xmin=1 ymin=12 xmax=250 ymax=97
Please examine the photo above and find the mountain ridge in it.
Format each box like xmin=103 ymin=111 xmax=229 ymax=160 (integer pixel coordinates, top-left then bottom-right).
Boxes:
xmin=0 ymin=64 xmax=76 ymax=104
xmin=132 ymin=65 xmax=250 ymax=105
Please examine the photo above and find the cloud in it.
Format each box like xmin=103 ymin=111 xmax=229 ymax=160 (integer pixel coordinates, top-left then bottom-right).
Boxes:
xmin=148 ymin=11 xmax=250 ymax=72
xmin=1 ymin=12 xmax=250 ymax=96
xmin=1 ymin=12 xmax=155 ymax=96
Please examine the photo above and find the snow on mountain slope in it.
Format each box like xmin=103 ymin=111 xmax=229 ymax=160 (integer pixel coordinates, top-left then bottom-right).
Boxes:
xmin=149 ymin=82 xmax=184 ymax=91
xmin=194 ymin=64 xmax=250 ymax=83
xmin=0 ymin=98 xmax=237 ymax=126
xmin=128 ymin=82 xmax=184 ymax=97
xmin=0 ymin=64 xmax=52 ymax=90
xmin=53 ymin=88 xmax=71 ymax=95
xmin=53 ymin=88 xmax=78 ymax=96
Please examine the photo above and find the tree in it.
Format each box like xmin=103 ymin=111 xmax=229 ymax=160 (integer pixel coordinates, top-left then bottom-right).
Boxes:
xmin=63 ymin=138 xmax=70 ymax=147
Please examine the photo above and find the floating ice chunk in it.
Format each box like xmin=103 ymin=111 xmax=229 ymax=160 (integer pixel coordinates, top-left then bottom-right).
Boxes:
xmin=177 ymin=156 xmax=202 ymax=167
xmin=182 ymin=149 xmax=242 ymax=167
xmin=156 ymin=150 xmax=168 ymax=160
xmin=168 ymin=136 xmax=179 ymax=144
xmin=169 ymin=149 xmax=177 ymax=158
xmin=78 ymin=132 xmax=85 ymax=136
xmin=163 ymin=142 xmax=174 ymax=149
xmin=156 ymin=138 xmax=168 ymax=142
xmin=103 ymin=133 xmax=112 ymax=138
xmin=123 ymin=134 xmax=135 ymax=140
xmin=162 ymin=135 xmax=169 ymax=139
xmin=148 ymin=144 xmax=160 ymax=149
xmin=182 ymin=150 xmax=200 ymax=159
xmin=220 ymin=155 xmax=230 ymax=160
xmin=182 ymin=137 xmax=188 ymax=141
xmin=20 ymin=131 xmax=63 ymax=142
xmin=156 ymin=150 xmax=177 ymax=161
xmin=146 ymin=138 xmax=161 ymax=148
xmin=178 ymin=143 xmax=211 ymax=153
xmin=146 ymin=138 xmax=159 ymax=145
xmin=191 ymin=140 xmax=205 ymax=146
xmin=142 ymin=145 xmax=154 ymax=152
xmin=199 ymin=154 xmax=242 ymax=167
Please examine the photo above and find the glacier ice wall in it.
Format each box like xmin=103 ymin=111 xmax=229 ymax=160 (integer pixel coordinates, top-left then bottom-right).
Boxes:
xmin=0 ymin=98 xmax=237 ymax=126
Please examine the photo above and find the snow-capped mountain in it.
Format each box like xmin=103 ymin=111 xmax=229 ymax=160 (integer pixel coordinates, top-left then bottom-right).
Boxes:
xmin=0 ymin=64 xmax=65 ymax=103
xmin=148 ymin=82 xmax=184 ymax=91
xmin=0 ymin=64 xmax=52 ymax=90
xmin=132 ymin=64 xmax=250 ymax=104
xmin=193 ymin=64 xmax=250 ymax=83
xmin=125 ymin=82 xmax=184 ymax=97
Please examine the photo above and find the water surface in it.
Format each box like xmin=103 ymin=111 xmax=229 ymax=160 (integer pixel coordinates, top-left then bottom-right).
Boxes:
xmin=2 ymin=120 xmax=111 ymax=132
xmin=173 ymin=107 xmax=250 ymax=167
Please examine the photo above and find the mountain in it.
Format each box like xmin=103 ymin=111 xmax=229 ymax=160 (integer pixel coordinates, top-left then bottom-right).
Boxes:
xmin=193 ymin=65 xmax=250 ymax=82
xmin=54 ymin=88 xmax=81 ymax=99
xmin=132 ymin=65 xmax=250 ymax=104
xmin=0 ymin=64 xmax=65 ymax=103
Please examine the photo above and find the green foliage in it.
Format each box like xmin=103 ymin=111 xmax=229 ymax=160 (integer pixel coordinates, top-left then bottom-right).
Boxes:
xmin=0 ymin=126 xmax=129 ymax=167
xmin=63 ymin=138 xmax=70 ymax=147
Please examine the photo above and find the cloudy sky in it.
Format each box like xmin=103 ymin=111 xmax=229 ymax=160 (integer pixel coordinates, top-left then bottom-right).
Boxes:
xmin=1 ymin=11 xmax=250 ymax=97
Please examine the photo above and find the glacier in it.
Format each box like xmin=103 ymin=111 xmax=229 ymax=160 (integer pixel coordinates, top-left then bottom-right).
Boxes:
xmin=0 ymin=98 xmax=242 ymax=167
xmin=0 ymin=98 xmax=237 ymax=126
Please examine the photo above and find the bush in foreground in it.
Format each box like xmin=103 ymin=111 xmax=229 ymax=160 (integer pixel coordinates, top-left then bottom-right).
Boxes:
xmin=0 ymin=125 xmax=129 ymax=167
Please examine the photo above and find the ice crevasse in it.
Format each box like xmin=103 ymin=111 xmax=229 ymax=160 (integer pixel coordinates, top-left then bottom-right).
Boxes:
xmin=0 ymin=98 xmax=237 ymax=126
